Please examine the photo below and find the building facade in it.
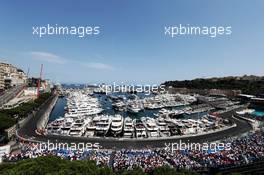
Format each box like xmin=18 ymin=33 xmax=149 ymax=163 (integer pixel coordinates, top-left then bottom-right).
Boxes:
xmin=0 ymin=62 xmax=27 ymax=90
xmin=0 ymin=63 xmax=4 ymax=91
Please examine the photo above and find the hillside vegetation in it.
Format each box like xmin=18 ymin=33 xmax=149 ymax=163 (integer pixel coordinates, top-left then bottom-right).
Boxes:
xmin=163 ymin=75 xmax=264 ymax=95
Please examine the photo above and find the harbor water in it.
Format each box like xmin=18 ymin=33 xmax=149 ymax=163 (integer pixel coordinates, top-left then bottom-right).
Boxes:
xmin=48 ymin=93 xmax=207 ymax=123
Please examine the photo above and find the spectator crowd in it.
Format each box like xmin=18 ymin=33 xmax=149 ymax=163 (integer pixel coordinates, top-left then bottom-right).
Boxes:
xmin=3 ymin=131 xmax=264 ymax=172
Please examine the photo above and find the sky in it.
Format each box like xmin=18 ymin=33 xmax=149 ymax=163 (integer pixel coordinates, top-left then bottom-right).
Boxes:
xmin=0 ymin=0 xmax=264 ymax=84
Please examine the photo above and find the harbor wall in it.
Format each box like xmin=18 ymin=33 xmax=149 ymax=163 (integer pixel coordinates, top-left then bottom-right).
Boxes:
xmin=36 ymin=94 xmax=58 ymax=133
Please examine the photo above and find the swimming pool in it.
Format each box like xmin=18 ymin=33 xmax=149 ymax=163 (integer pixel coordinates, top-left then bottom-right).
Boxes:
xmin=252 ymin=110 xmax=264 ymax=117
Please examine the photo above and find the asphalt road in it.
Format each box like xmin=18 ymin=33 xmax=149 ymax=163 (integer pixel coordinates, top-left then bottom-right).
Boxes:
xmin=17 ymin=97 xmax=252 ymax=149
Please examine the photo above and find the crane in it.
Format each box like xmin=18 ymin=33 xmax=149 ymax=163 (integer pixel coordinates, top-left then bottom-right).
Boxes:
xmin=26 ymin=67 xmax=30 ymax=77
xmin=37 ymin=64 xmax=43 ymax=98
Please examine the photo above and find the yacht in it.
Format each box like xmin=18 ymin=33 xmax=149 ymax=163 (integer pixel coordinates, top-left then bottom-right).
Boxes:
xmin=64 ymin=91 xmax=103 ymax=118
xmin=123 ymin=117 xmax=135 ymax=138
xmin=46 ymin=118 xmax=64 ymax=135
xmin=168 ymin=123 xmax=179 ymax=135
xmin=69 ymin=118 xmax=90 ymax=137
xmin=69 ymin=126 xmax=83 ymax=137
xmin=155 ymin=116 xmax=171 ymax=137
xmin=165 ymin=118 xmax=181 ymax=135
xmin=134 ymin=119 xmax=147 ymax=138
xmin=127 ymin=99 xmax=143 ymax=113
xmin=179 ymin=119 xmax=196 ymax=135
xmin=127 ymin=103 xmax=143 ymax=113
xmin=60 ymin=118 xmax=74 ymax=135
xmin=143 ymin=94 xmax=190 ymax=109
xmin=112 ymin=101 xmax=126 ymax=111
xmin=95 ymin=115 xmax=112 ymax=136
xmin=157 ymin=108 xmax=185 ymax=118
xmin=141 ymin=117 xmax=159 ymax=137
xmin=86 ymin=115 xmax=102 ymax=137
xmin=86 ymin=119 xmax=96 ymax=137
xmin=111 ymin=114 xmax=124 ymax=136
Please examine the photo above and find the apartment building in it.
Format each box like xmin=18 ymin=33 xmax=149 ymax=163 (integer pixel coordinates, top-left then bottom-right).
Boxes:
xmin=0 ymin=63 xmax=4 ymax=91
xmin=0 ymin=62 xmax=27 ymax=90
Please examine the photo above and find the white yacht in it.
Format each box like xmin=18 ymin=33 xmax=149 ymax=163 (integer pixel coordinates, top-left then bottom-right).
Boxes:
xmin=157 ymin=108 xmax=185 ymax=118
xmin=134 ymin=119 xmax=147 ymax=138
xmin=127 ymin=104 xmax=142 ymax=113
xmin=143 ymin=93 xmax=196 ymax=109
xmin=60 ymin=118 xmax=74 ymax=135
xmin=163 ymin=118 xmax=182 ymax=135
xmin=86 ymin=115 xmax=103 ymax=137
xmin=123 ymin=117 xmax=135 ymax=138
xmin=112 ymin=101 xmax=126 ymax=111
xmin=127 ymin=100 xmax=143 ymax=113
xmin=46 ymin=118 xmax=64 ymax=135
xmin=155 ymin=116 xmax=171 ymax=137
xmin=95 ymin=115 xmax=112 ymax=136
xmin=141 ymin=117 xmax=159 ymax=137
xmin=64 ymin=91 xmax=103 ymax=118
xmin=86 ymin=119 xmax=96 ymax=137
xmin=69 ymin=118 xmax=90 ymax=137
xmin=111 ymin=114 xmax=124 ymax=136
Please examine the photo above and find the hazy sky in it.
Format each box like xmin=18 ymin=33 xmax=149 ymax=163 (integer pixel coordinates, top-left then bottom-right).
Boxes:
xmin=0 ymin=0 xmax=264 ymax=84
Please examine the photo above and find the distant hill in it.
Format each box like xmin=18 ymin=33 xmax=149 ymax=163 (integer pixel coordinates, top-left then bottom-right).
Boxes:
xmin=163 ymin=75 xmax=264 ymax=95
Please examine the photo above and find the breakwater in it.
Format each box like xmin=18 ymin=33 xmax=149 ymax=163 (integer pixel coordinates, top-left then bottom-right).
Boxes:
xmin=36 ymin=95 xmax=58 ymax=133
